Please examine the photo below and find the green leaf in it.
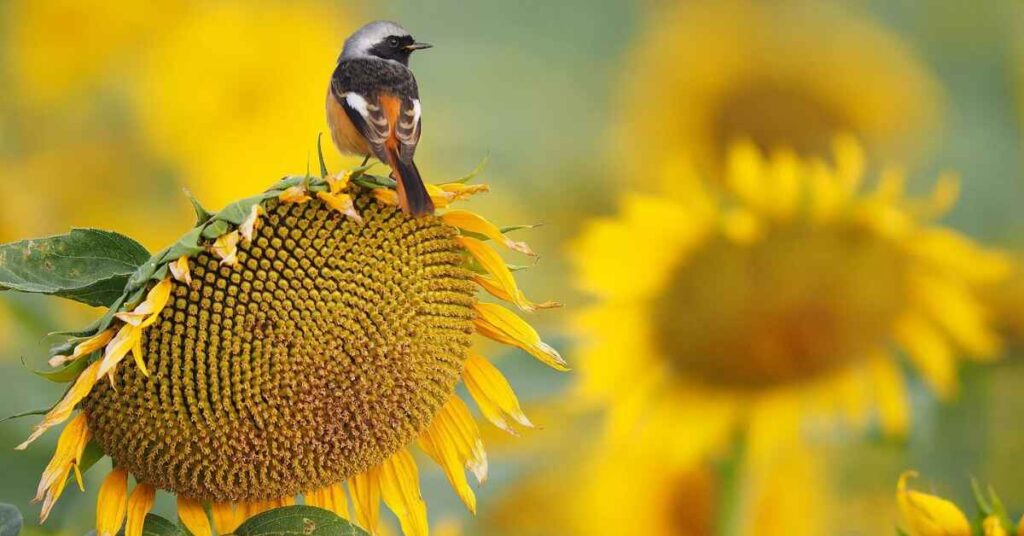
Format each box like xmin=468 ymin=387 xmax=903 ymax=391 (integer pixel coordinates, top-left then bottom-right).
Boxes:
xmin=352 ymin=174 xmax=395 ymax=190
xmin=234 ymin=506 xmax=368 ymax=536
xmin=142 ymin=514 xmax=186 ymax=536
xmin=78 ymin=440 xmax=105 ymax=474
xmin=27 ymin=352 xmax=90 ymax=383
xmin=317 ymin=133 xmax=329 ymax=178
xmin=0 ymin=229 xmax=150 ymax=307
xmin=183 ymin=189 xmax=213 ymax=225
xmin=0 ymin=504 xmax=22 ymax=536
xmin=215 ymin=194 xmax=273 ymax=226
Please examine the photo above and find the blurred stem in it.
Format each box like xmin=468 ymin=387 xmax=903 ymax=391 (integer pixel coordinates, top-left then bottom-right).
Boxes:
xmin=715 ymin=434 xmax=749 ymax=536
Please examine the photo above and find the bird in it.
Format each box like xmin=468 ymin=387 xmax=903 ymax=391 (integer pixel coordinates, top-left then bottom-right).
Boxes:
xmin=326 ymin=21 xmax=434 ymax=216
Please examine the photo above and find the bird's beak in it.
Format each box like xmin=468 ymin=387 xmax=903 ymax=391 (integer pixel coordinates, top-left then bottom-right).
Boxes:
xmin=404 ymin=42 xmax=433 ymax=51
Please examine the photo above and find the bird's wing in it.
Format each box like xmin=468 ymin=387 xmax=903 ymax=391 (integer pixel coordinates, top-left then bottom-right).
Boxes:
xmin=332 ymin=89 xmax=420 ymax=160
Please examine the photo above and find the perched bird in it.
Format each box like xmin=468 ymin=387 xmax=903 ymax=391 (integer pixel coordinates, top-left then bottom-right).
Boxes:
xmin=327 ymin=21 xmax=434 ymax=216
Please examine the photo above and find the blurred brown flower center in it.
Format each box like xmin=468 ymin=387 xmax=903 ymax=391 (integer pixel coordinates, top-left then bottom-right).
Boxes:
xmin=662 ymin=468 xmax=717 ymax=535
xmin=653 ymin=225 xmax=905 ymax=389
xmin=712 ymin=82 xmax=847 ymax=160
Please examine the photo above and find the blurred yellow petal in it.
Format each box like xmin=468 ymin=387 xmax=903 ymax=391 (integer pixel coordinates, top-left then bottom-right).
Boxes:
xmin=894 ymin=314 xmax=957 ymax=400
xmin=463 ymin=352 xmax=533 ymax=434
xmin=473 ymin=302 xmax=567 ymax=371
xmin=125 ymin=484 xmax=155 ymax=536
xmin=868 ymin=351 xmax=909 ymax=437
xmin=442 ymin=210 xmax=535 ymax=256
xmin=897 ymin=471 xmax=970 ymax=536
xmin=18 ymin=360 xmax=101 ymax=449
xmin=379 ymin=449 xmax=428 ymax=536
xmin=96 ymin=468 xmax=128 ymax=536
xmin=350 ymin=470 xmax=381 ymax=534
xmin=912 ymin=273 xmax=1002 ymax=359
xmin=983 ymin=516 xmax=1009 ymax=536
xmin=177 ymin=497 xmax=212 ymax=536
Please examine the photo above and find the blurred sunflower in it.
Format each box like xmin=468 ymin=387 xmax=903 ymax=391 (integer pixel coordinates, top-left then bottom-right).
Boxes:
xmin=483 ymin=441 xmax=827 ymax=536
xmin=17 ymin=171 xmax=563 ymax=536
xmin=129 ymin=1 xmax=352 ymax=209
xmin=613 ymin=0 xmax=943 ymax=183
xmin=572 ymin=138 xmax=1008 ymax=464
xmin=985 ymin=254 xmax=1024 ymax=347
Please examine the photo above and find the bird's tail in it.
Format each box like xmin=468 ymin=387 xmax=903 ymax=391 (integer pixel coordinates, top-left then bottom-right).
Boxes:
xmin=388 ymin=150 xmax=434 ymax=217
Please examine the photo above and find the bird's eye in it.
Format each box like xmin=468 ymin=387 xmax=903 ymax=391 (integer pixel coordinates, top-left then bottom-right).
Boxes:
xmin=388 ymin=37 xmax=400 ymax=47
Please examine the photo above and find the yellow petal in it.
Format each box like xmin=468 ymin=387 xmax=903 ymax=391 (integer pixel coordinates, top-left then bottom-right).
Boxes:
xmin=177 ymin=497 xmax=212 ymax=536
xmin=463 ymin=352 xmax=533 ymax=434
xmin=97 ymin=324 xmax=141 ymax=381
xmin=983 ymin=515 xmax=1009 ymax=536
xmin=897 ymin=471 xmax=971 ymax=536
xmin=36 ymin=412 xmax=91 ymax=522
xmin=833 ymin=134 xmax=865 ymax=194
xmin=373 ymin=188 xmax=399 ymax=206
xmin=471 ymin=273 xmax=561 ymax=312
xmin=417 ymin=396 xmax=486 ymax=514
xmin=115 ymin=278 xmax=173 ymax=328
xmin=96 ymin=468 xmax=129 ymax=536
xmin=442 ymin=210 xmax=535 ymax=256
xmin=349 ymin=470 xmax=381 ymax=534
xmin=379 ymin=449 xmax=428 ymax=536
xmin=211 ymin=231 xmax=240 ymax=266
xmin=425 ymin=184 xmax=454 ymax=208
xmin=238 ymin=204 xmax=264 ymax=245
xmin=169 ymin=256 xmax=192 ymax=286
xmin=438 ymin=182 xmax=489 ymax=201
xmin=279 ymin=186 xmax=311 ymax=204
xmin=868 ymin=351 xmax=909 ymax=438
xmin=305 ymin=483 xmax=350 ymax=520
xmin=211 ymin=503 xmax=244 ymax=535
xmin=317 ymin=191 xmax=363 ymax=223
xmin=49 ymin=328 xmax=116 ymax=368
xmin=725 ymin=140 xmax=769 ymax=213
xmin=125 ymin=484 xmax=156 ymax=536
xmin=894 ymin=314 xmax=957 ymax=400
xmin=473 ymin=302 xmax=568 ymax=371
xmin=18 ymin=360 xmax=101 ymax=449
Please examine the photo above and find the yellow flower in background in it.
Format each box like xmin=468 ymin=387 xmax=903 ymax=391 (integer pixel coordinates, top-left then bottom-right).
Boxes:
xmin=897 ymin=472 xmax=971 ymax=536
xmin=4 ymin=0 xmax=187 ymax=107
xmin=483 ymin=442 xmax=828 ymax=536
xmin=572 ymin=139 xmax=1008 ymax=465
xmin=129 ymin=1 xmax=352 ymax=209
xmin=613 ymin=0 xmax=943 ymax=183
xmin=984 ymin=254 xmax=1024 ymax=346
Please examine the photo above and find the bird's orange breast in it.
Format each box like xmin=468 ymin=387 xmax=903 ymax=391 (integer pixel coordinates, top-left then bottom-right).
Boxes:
xmin=326 ymin=90 xmax=370 ymax=156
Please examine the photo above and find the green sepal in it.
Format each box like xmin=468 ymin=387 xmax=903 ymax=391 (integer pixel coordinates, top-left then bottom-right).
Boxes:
xmin=183 ymin=189 xmax=214 ymax=225
xmin=78 ymin=440 xmax=105 ymax=475
xmin=215 ymin=194 xmax=274 ymax=226
xmin=352 ymin=174 xmax=395 ymax=190
xmin=0 ymin=504 xmax=22 ymax=536
xmin=141 ymin=514 xmax=187 ymax=536
xmin=317 ymin=133 xmax=330 ymax=178
xmin=201 ymin=220 xmax=231 ymax=240
xmin=0 ymin=407 xmax=48 ymax=424
xmin=0 ymin=229 xmax=150 ymax=307
xmin=28 ymin=354 xmax=90 ymax=383
xmin=450 ymin=153 xmax=489 ymax=184
xmin=234 ymin=505 xmax=369 ymax=536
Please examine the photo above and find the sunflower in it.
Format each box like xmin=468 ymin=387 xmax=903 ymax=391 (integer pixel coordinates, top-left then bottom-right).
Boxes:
xmin=572 ymin=138 xmax=1008 ymax=464
xmin=612 ymin=0 xmax=944 ymax=182
xmin=483 ymin=439 xmax=827 ymax=536
xmin=14 ymin=165 xmax=562 ymax=536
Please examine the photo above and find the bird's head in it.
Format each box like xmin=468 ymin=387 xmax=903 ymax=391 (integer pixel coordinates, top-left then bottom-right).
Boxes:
xmin=341 ymin=21 xmax=432 ymax=66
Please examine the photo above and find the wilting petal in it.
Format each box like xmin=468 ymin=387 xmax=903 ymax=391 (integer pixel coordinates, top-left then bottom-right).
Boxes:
xmin=18 ymin=360 xmax=102 ymax=449
xmin=36 ymin=412 xmax=91 ymax=522
xmin=238 ymin=204 xmax=264 ymax=244
xmin=115 ymin=278 xmax=173 ymax=328
xmin=96 ymin=468 xmax=129 ymax=536
xmin=178 ymin=497 xmax=212 ymax=536
xmin=169 ymin=256 xmax=192 ymax=285
xmin=379 ymin=449 xmax=428 ymax=536
xmin=442 ymin=210 xmax=535 ymax=256
xmin=438 ymin=182 xmax=489 ymax=201
xmin=49 ymin=328 xmax=116 ymax=368
xmin=317 ymin=191 xmax=363 ymax=223
xmin=279 ymin=186 xmax=311 ymax=204
xmin=471 ymin=273 xmax=560 ymax=312
xmin=463 ymin=353 xmax=533 ymax=434
xmin=349 ymin=470 xmax=381 ymax=534
xmin=125 ymin=483 xmax=156 ymax=536
xmin=473 ymin=302 xmax=568 ymax=371
xmin=897 ymin=471 xmax=970 ymax=536
xmin=97 ymin=324 xmax=141 ymax=381
xmin=211 ymin=231 xmax=240 ymax=266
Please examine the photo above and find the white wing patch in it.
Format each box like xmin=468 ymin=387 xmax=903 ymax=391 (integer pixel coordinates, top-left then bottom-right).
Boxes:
xmin=343 ymin=92 xmax=371 ymax=120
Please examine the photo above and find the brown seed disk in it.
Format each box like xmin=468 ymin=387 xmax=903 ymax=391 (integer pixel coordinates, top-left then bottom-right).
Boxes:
xmin=82 ymin=194 xmax=477 ymax=502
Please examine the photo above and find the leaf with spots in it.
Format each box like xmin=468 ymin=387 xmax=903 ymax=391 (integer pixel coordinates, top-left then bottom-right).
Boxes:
xmin=234 ymin=506 xmax=368 ymax=536
xmin=0 ymin=229 xmax=149 ymax=307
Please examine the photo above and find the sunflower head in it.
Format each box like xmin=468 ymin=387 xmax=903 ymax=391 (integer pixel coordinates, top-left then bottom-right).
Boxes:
xmin=10 ymin=162 xmax=563 ymax=536
xmin=574 ymin=138 xmax=1008 ymax=461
